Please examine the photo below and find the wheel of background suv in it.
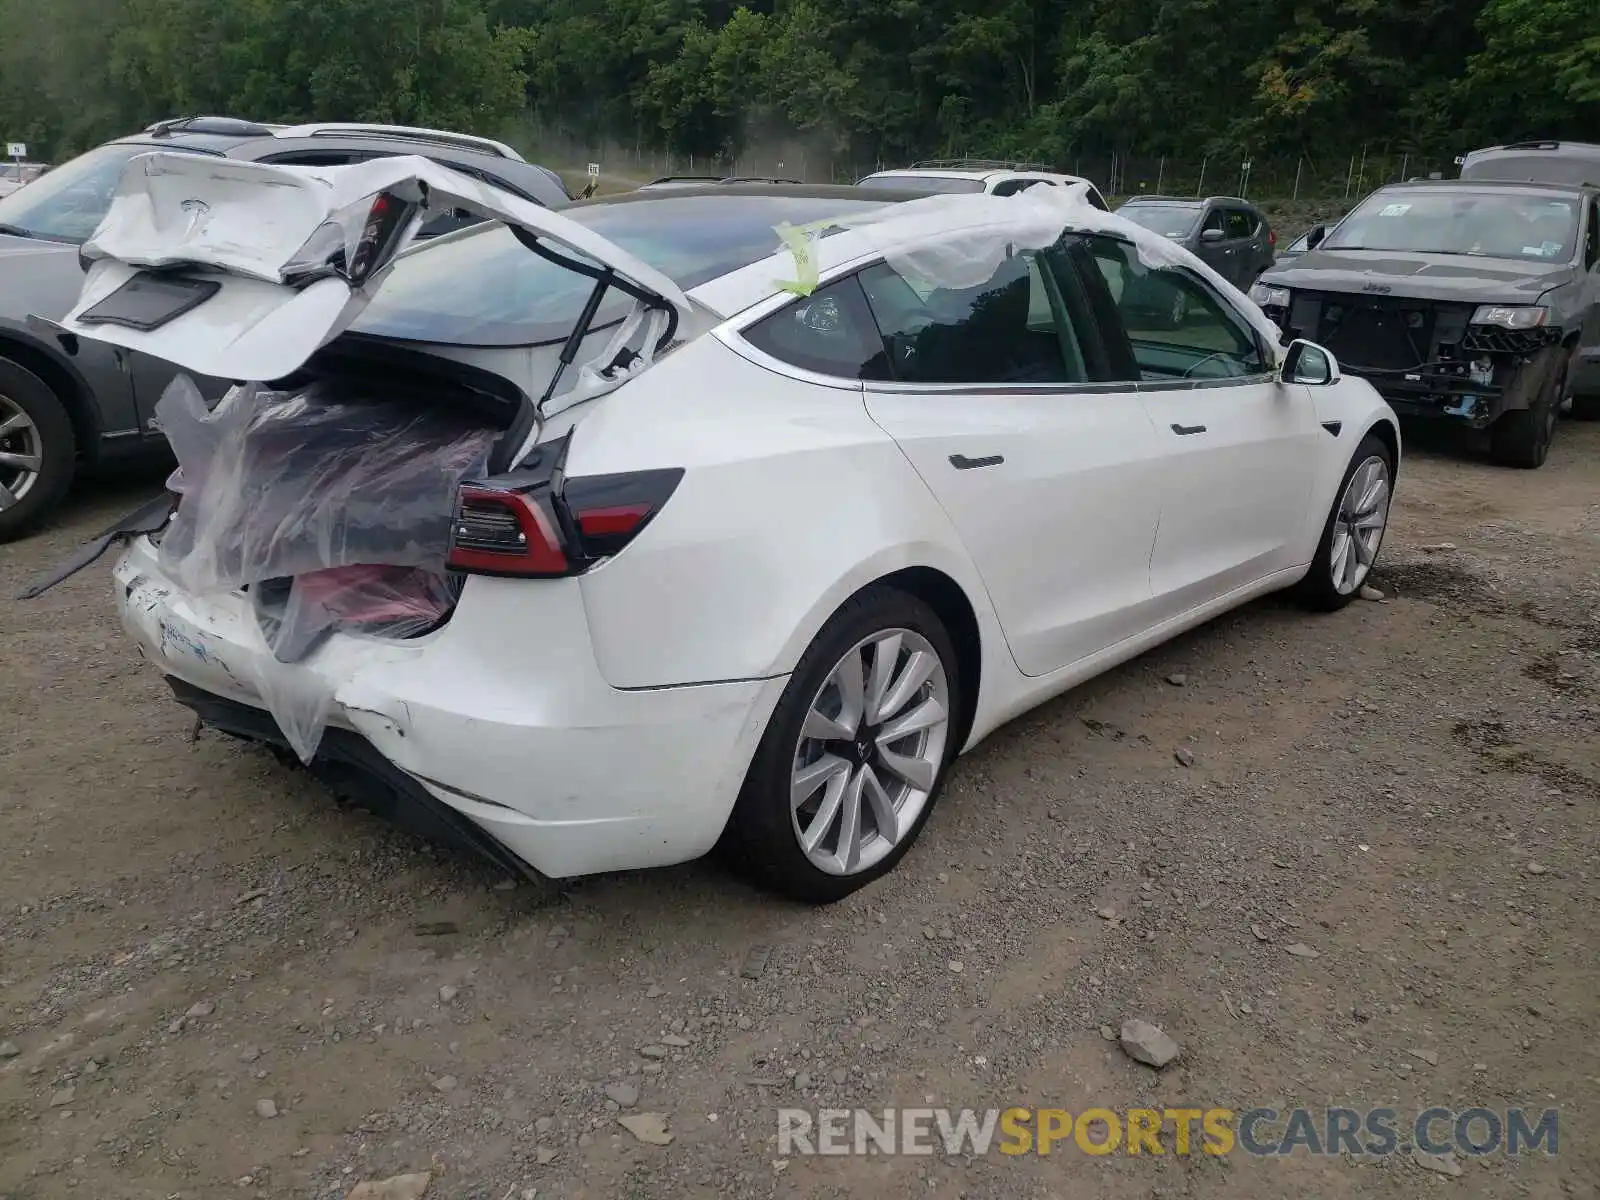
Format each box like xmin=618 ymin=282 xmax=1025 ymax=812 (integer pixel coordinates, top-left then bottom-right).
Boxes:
xmin=0 ymin=358 xmax=76 ymax=543
xmin=1490 ymin=355 xmax=1563 ymax=469
xmin=725 ymin=586 xmax=961 ymax=903
xmin=1296 ymin=432 xmax=1394 ymax=612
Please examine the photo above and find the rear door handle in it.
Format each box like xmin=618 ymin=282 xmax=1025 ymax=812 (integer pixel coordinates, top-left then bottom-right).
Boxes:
xmin=949 ymin=453 xmax=1005 ymax=470
xmin=1170 ymin=423 xmax=1207 ymax=436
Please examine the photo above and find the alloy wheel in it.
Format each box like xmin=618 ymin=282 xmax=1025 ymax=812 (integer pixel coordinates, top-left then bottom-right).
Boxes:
xmin=790 ymin=629 xmax=951 ymax=877
xmin=1329 ymin=455 xmax=1390 ymax=595
xmin=0 ymin=393 xmax=42 ymax=512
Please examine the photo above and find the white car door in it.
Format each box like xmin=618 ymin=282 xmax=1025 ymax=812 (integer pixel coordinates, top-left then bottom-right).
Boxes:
xmin=1080 ymin=233 xmax=1321 ymax=617
xmin=851 ymin=243 xmax=1168 ymax=679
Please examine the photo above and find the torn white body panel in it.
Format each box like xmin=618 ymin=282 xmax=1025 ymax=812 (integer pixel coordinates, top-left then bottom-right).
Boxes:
xmin=58 ymin=152 xmax=693 ymax=385
xmin=113 ymin=535 xmax=786 ymax=878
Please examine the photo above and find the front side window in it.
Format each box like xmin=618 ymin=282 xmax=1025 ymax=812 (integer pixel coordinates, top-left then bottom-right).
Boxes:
xmin=856 ymin=248 xmax=1091 ymax=385
xmin=1225 ymin=209 xmax=1256 ymax=239
xmin=1086 ymin=235 xmax=1266 ymax=381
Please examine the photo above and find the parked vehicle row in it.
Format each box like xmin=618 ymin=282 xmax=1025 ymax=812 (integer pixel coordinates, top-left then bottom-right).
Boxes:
xmin=0 ymin=116 xmax=573 ymax=541
xmin=27 ymin=160 xmax=1396 ymax=902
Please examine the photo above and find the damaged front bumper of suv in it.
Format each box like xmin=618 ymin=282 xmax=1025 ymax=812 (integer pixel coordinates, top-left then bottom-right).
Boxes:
xmin=1262 ymin=291 xmax=1564 ymax=428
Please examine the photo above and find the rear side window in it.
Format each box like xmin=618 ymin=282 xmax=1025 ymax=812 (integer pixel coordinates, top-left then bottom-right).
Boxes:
xmin=1225 ymin=209 xmax=1256 ymax=238
xmin=857 ymin=249 xmax=1092 ymax=385
xmin=741 ymin=278 xmax=889 ymax=380
xmin=992 ymin=179 xmax=1042 ymax=196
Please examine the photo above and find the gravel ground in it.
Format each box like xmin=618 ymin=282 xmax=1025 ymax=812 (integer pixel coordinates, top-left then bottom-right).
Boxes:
xmin=2 ymin=420 xmax=1597 ymax=1200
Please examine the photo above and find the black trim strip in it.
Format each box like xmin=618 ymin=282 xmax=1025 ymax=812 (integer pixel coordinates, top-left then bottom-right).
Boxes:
xmin=1171 ymin=423 xmax=1207 ymax=435
xmin=949 ymin=453 xmax=1004 ymax=470
xmin=1321 ymin=419 xmax=1343 ymax=436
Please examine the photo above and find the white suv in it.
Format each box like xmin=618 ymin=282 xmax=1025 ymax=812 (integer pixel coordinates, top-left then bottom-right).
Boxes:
xmin=857 ymin=159 xmax=1109 ymax=210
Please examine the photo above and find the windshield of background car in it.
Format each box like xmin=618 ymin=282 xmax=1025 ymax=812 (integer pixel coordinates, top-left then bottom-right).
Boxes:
xmin=1117 ymin=203 xmax=1200 ymax=238
xmin=1461 ymin=155 xmax=1600 ymax=186
xmin=1321 ymin=188 xmax=1580 ymax=263
xmin=857 ymin=174 xmax=986 ymax=194
xmin=0 ymin=141 xmax=203 ymax=242
xmin=355 ymin=194 xmax=896 ymax=347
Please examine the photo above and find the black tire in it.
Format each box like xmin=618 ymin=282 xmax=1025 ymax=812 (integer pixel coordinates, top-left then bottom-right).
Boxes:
xmin=723 ymin=585 xmax=962 ymax=904
xmin=0 ymin=358 xmax=76 ymax=543
xmin=1490 ymin=356 xmax=1563 ymax=469
xmin=1295 ymin=432 xmax=1395 ymax=613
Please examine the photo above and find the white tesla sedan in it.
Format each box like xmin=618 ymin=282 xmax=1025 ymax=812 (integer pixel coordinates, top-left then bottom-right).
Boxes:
xmin=38 ymin=154 xmax=1398 ymax=902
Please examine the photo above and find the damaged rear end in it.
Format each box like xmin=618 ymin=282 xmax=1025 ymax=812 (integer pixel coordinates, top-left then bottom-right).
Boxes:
xmin=28 ymin=152 xmax=727 ymax=875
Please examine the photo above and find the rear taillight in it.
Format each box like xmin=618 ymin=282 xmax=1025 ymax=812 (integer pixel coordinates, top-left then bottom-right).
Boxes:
xmin=1268 ymin=229 xmax=1277 ymax=248
xmin=348 ymin=191 xmax=409 ymax=283
xmin=445 ymin=468 xmax=683 ymax=577
xmin=447 ymin=486 xmax=569 ymax=576
xmin=562 ymin=469 xmax=684 ymax=559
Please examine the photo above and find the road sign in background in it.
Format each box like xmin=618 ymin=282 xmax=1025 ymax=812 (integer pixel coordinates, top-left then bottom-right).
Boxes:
xmin=6 ymin=143 xmax=25 ymax=158
xmin=588 ymin=162 xmax=600 ymax=178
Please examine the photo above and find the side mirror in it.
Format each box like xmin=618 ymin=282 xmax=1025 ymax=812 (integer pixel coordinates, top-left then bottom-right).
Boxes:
xmin=1281 ymin=339 xmax=1339 ymax=386
xmin=1305 ymin=224 xmax=1328 ymax=249
xmin=1199 ymin=228 xmax=1225 ymax=244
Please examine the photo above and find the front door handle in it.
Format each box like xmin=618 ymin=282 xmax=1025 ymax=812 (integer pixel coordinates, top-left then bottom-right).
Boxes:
xmin=1170 ymin=423 xmax=1208 ymax=436
xmin=949 ymin=453 xmax=1005 ymax=470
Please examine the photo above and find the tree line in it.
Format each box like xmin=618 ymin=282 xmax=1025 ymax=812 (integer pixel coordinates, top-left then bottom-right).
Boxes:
xmin=0 ymin=0 xmax=1595 ymax=187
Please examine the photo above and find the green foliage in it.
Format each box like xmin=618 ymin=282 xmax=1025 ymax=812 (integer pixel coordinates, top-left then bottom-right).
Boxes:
xmin=0 ymin=0 xmax=1594 ymax=176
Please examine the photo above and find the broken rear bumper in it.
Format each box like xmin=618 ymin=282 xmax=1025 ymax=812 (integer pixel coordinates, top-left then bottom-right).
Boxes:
xmin=114 ymin=537 xmax=788 ymax=879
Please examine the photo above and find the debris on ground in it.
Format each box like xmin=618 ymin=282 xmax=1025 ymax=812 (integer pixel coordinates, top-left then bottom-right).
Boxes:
xmin=740 ymin=945 xmax=773 ymax=980
xmin=604 ymin=1081 xmax=640 ymax=1108
xmin=1284 ymin=943 xmax=1321 ymax=958
xmin=1174 ymin=747 xmax=1196 ymax=767
xmin=618 ymin=1112 xmax=674 ymax=1146
xmin=1359 ymin=584 xmax=1385 ymax=601
xmin=1118 ymin=1019 xmax=1181 ymax=1068
xmin=1411 ymin=1148 xmax=1464 ymax=1177
xmin=346 ymin=1173 xmax=432 ymax=1200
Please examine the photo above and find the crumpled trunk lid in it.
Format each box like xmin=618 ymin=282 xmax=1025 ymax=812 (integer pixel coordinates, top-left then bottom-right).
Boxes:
xmin=52 ymin=151 xmax=694 ymax=384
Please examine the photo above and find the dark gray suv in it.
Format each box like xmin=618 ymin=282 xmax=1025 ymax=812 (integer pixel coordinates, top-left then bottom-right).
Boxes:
xmin=0 ymin=116 xmax=570 ymax=540
xmin=1115 ymin=196 xmax=1277 ymax=289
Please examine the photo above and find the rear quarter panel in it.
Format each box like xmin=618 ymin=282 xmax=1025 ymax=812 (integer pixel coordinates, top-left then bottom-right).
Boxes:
xmin=563 ymin=337 xmax=1006 ymax=691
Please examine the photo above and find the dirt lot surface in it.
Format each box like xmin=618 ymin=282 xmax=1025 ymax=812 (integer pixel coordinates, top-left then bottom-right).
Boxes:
xmin=2 ymin=422 xmax=1598 ymax=1200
